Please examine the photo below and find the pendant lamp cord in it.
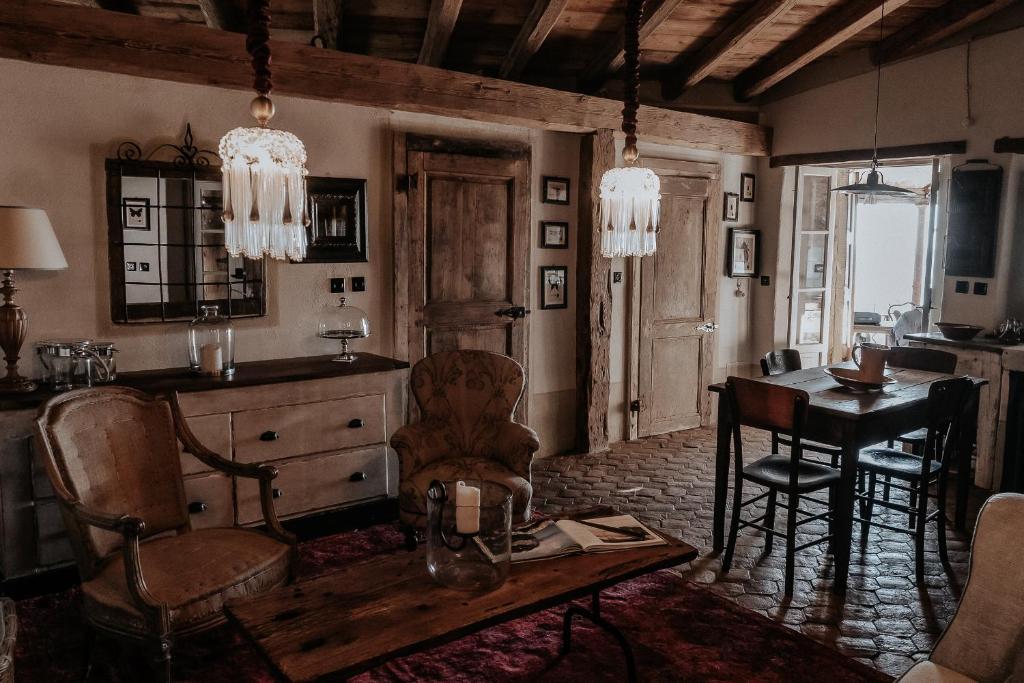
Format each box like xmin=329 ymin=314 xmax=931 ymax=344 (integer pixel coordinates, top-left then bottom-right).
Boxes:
xmin=870 ymin=0 xmax=885 ymax=169
xmin=621 ymin=0 xmax=644 ymax=164
xmin=248 ymin=0 xmax=273 ymax=96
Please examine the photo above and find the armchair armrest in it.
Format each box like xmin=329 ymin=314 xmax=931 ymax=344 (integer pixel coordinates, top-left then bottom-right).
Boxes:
xmin=390 ymin=422 xmax=452 ymax=478
xmin=170 ymin=393 xmax=296 ymax=547
xmin=489 ymin=422 xmax=540 ymax=479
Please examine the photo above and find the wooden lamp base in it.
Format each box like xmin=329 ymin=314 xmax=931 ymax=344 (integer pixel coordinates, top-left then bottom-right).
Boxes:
xmin=0 ymin=269 xmax=37 ymax=394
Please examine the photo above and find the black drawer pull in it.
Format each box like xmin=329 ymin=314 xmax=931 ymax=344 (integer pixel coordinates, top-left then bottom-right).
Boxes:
xmin=272 ymin=488 xmax=283 ymax=499
xmin=260 ymin=430 xmax=280 ymax=442
xmin=348 ymin=418 xmax=365 ymax=429
xmin=188 ymin=501 xmax=208 ymax=514
xmin=349 ymin=471 xmax=368 ymax=482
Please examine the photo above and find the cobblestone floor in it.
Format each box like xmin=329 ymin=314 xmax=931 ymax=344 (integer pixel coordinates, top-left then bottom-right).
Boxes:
xmin=532 ymin=427 xmax=987 ymax=679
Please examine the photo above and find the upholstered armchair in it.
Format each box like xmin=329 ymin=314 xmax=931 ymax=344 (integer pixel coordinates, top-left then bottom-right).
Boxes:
xmin=391 ymin=350 xmax=540 ymax=546
xmin=898 ymin=492 xmax=1024 ymax=683
xmin=34 ymin=387 xmax=296 ymax=682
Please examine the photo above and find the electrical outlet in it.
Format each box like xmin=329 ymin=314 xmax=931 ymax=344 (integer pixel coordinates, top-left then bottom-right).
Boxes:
xmin=974 ymin=282 xmax=988 ymax=296
xmin=955 ymin=280 xmax=969 ymax=294
xmin=760 ymin=275 xmax=770 ymax=286
xmin=613 ymin=271 xmax=623 ymax=283
xmin=330 ymin=278 xmax=345 ymax=293
xmin=351 ymin=277 xmax=366 ymax=292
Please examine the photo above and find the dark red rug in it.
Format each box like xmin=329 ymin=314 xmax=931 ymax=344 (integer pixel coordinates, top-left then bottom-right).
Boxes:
xmin=14 ymin=525 xmax=889 ymax=682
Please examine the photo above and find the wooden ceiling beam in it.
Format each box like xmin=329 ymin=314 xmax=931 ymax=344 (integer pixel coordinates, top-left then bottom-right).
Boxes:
xmin=418 ymin=0 xmax=463 ymax=67
xmin=578 ymin=0 xmax=686 ymax=93
xmin=95 ymin=0 xmax=139 ymax=13
xmin=873 ymin=0 xmax=1016 ymax=64
xmin=196 ymin=0 xmax=242 ymax=31
xmin=0 ymin=2 xmax=769 ymax=156
xmin=662 ymin=0 xmax=797 ymax=100
xmin=313 ymin=0 xmax=343 ymax=49
xmin=499 ymin=0 xmax=569 ymax=80
xmin=734 ymin=0 xmax=914 ymax=100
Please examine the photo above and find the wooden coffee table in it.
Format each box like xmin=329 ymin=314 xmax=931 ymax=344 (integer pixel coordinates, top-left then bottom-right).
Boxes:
xmin=227 ymin=532 xmax=697 ymax=682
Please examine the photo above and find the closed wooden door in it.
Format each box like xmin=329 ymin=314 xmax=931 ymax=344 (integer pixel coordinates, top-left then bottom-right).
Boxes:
xmin=635 ymin=160 xmax=720 ymax=437
xmin=400 ymin=135 xmax=531 ymax=373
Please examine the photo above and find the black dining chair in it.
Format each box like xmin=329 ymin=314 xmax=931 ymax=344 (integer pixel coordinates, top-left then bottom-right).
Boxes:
xmin=722 ymin=377 xmax=841 ymax=595
xmin=855 ymin=376 xmax=973 ymax=581
xmin=760 ymin=349 xmax=842 ymax=467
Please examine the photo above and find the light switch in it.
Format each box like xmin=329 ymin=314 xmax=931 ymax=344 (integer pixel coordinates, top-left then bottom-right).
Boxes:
xmin=351 ymin=277 xmax=366 ymax=292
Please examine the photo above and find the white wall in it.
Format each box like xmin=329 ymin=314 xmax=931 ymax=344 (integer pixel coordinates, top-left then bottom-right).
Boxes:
xmin=0 ymin=58 xmax=582 ymax=455
xmin=760 ymin=27 xmax=1024 ymax=330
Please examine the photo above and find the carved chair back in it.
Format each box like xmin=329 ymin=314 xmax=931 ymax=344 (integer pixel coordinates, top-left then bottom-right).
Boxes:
xmin=34 ymin=387 xmax=188 ymax=577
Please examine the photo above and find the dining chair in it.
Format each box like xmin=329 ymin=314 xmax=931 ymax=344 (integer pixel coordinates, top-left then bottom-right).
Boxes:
xmin=759 ymin=349 xmax=842 ymax=467
xmin=855 ymin=376 xmax=973 ymax=581
xmin=722 ymin=377 xmax=841 ymax=595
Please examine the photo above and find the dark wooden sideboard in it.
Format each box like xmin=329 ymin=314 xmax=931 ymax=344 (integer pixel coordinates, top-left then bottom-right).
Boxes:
xmin=0 ymin=353 xmax=409 ymax=580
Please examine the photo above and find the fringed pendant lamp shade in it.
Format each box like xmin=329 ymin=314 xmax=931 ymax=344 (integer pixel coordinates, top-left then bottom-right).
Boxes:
xmin=219 ymin=0 xmax=309 ymax=261
xmin=599 ymin=0 xmax=660 ymax=258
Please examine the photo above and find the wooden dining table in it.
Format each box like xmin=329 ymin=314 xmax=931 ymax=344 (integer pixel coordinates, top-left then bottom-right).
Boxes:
xmin=708 ymin=363 xmax=985 ymax=593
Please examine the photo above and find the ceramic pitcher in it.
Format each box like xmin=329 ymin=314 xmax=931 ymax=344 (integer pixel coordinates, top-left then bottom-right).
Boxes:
xmin=852 ymin=343 xmax=890 ymax=382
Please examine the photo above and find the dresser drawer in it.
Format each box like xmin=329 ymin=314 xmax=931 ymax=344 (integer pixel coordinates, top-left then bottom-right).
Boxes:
xmin=180 ymin=413 xmax=232 ymax=476
xmin=233 ymin=394 xmax=386 ymax=463
xmin=236 ymin=447 xmax=388 ymax=524
xmin=184 ymin=473 xmax=234 ymax=529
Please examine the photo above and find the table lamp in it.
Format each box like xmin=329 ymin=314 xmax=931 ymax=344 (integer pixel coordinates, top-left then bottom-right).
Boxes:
xmin=0 ymin=207 xmax=68 ymax=393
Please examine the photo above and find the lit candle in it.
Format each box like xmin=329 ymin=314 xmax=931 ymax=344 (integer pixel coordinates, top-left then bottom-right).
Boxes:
xmin=199 ymin=343 xmax=223 ymax=375
xmin=455 ymin=480 xmax=480 ymax=535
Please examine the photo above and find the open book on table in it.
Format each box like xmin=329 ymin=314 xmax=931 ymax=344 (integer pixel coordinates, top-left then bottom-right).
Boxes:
xmin=509 ymin=514 xmax=665 ymax=563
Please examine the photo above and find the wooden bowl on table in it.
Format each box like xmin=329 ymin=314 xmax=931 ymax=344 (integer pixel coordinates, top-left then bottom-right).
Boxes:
xmin=935 ymin=322 xmax=984 ymax=341
xmin=824 ymin=367 xmax=896 ymax=394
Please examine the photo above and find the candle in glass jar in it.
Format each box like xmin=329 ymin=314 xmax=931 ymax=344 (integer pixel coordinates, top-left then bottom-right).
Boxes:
xmin=455 ymin=480 xmax=480 ymax=535
xmin=199 ymin=343 xmax=223 ymax=375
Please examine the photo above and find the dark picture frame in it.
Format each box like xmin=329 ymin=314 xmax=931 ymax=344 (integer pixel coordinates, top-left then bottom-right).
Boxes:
xmin=727 ymin=228 xmax=760 ymax=278
xmin=740 ymin=173 xmax=756 ymax=202
xmin=540 ymin=221 xmax=569 ymax=249
xmin=539 ymin=265 xmax=569 ymax=309
xmin=723 ymin=192 xmax=739 ymax=221
xmin=542 ymin=176 xmax=571 ymax=205
xmin=298 ymin=176 xmax=369 ymax=263
xmin=122 ymin=197 xmax=151 ymax=231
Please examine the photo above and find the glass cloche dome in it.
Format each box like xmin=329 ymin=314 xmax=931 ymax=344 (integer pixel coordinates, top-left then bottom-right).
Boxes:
xmin=317 ymin=297 xmax=370 ymax=363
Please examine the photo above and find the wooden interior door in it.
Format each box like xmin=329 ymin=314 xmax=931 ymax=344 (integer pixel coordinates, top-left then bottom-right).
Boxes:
xmin=634 ymin=159 xmax=721 ymax=437
xmin=400 ymin=135 xmax=531 ymax=374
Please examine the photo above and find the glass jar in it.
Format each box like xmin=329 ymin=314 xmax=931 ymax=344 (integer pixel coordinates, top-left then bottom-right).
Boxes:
xmin=317 ymin=297 xmax=370 ymax=363
xmin=188 ymin=305 xmax=235 ymax=377
xmin=426 ymin=480 xmax=512 ymax=592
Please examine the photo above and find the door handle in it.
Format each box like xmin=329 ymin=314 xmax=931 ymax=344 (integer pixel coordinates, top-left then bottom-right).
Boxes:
xmin=495 ymin=306 xmax=530 ymax=319
xmin=695 ymin=322 xmax=720 ymax=333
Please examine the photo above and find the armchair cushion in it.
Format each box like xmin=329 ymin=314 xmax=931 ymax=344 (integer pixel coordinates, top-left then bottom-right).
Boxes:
xmin=82 ymin=528 xmax=290 ymax=636
xmin=399 ymin=458 xmax=532 ymax=528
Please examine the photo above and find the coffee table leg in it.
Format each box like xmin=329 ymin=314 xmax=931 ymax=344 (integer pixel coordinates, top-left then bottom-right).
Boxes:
xmin=714 ymin=394 xmax=731 ymax=552
xmin=561 ymin=592 xmax=637 ymax=683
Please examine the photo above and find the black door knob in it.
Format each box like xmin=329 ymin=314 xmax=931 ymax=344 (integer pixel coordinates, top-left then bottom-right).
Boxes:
xmin=272 ymin=488 xmax=283 ymax=499
xmin=188 ymin=501 xmax=208 ymax=514
xmin=348 ymin=418 xmax=365 ymax=429
xmin=349 ymin=471 xmax=368 ymax=482
xmin=260 ymin=430 xmax=280 ymax=442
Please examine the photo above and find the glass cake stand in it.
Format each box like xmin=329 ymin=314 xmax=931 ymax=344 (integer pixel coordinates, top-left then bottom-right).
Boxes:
xmin=317 ymin=297 xmax=370 ymax=363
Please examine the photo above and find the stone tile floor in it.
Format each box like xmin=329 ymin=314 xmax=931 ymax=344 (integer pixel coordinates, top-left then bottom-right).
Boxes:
xmin=532 ymin=426 xmax=988 ymax=679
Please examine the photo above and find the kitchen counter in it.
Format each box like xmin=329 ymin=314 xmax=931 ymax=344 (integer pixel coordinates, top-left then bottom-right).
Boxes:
xmin=903 ymin=332 xmax=1023 ymax=353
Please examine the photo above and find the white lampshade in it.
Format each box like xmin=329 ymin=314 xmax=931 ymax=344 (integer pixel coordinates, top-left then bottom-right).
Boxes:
xmin=0 ymin=207 xmax=68 ymax=270
xmin=599 ymin=167 xmax=661 ymax=258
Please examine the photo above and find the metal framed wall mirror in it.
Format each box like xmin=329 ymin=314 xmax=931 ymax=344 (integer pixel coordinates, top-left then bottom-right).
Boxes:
xmin=105 ymin=125 xmax=268 ymax=324
xmin=296 ymin=177 xmax=368 ymax=264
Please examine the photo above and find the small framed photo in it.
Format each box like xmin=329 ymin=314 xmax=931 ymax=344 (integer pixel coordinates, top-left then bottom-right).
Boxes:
xmin=723 ymin=192 xmax=739 ymax=221
xmin=740 ymin=173 xmax=756 ymax=202
xmin=122 ymin=197 xmax=151 ymax=230
xmin=728 ymin=228 xmax=760 ymax=278
xmin=540 ymin=265 xmax=568 ymax=309
xmin=540 ymin=221 xmax=569 ymax=249
xmin=542 ymin=176 xmax=571 ymax=205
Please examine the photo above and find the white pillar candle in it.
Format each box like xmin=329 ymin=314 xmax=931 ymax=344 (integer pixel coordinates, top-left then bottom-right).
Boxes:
xmin=455 ymin=480 xmax=481 ymax=535
xmin=199 ymin=343 xmax=223 ymax=375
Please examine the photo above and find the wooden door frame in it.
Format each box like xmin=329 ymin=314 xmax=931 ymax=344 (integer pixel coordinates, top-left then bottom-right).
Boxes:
xmin=392 ymin=132 xmax=532 ymax=404
xmin=625 ymin=157 xmax=722 ymax=440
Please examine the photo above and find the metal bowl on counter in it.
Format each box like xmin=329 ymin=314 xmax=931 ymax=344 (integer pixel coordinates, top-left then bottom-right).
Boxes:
xmin=935 ymin=322 xmax=984 ymax=341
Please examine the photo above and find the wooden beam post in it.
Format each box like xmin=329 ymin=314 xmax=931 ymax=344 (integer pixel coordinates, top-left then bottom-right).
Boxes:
xmin=734 ymin=0 xmax=913 ymax=100
xmin=576 ymin=129 xmax=615 ymax=455
xmin=579 ymin=0 xmax=685 ymax=93
xmin=499 ymin=0 xmax=569 ymax=80
xmin=418 ymin=0 xmax=463 ymax=66
xmin=313 ymin=0 xmax=343 ymax=49
xmin=662 ymin=0 xmax=796 ymax=100
xmin=874 ymin=0 xmax=1015 ymax=64
xmin=0 ymin=2 xmax=769 ymax=156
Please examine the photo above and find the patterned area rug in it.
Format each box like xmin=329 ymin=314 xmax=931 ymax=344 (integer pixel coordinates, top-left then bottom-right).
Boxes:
xmin=14 ymin=525 xmax=890 ymax=682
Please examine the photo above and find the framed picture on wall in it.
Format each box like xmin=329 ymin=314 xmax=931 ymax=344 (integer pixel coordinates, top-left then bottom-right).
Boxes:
xmin=723 ymin=192 xmax=739 ymax=221
xmin=740 ymin=173 xmax=756 ymax=202
xmin=542 ymin=176 xmax=571 ymax=205
xmin=540 ymin=265 xmax=568 ymax=309
xmin=728 ymin=228 xmax=760 ymax=278
xmin=122 ymin=197 xmax=151 ymax=231
xmin=540 ymin=221 xmax=569 ymax=249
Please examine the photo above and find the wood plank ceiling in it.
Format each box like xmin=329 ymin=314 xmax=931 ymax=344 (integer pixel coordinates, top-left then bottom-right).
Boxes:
xmin=36 ymin=0 xmax=1020 ymax=110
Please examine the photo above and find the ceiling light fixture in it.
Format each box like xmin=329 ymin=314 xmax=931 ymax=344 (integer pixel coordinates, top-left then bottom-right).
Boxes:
xmin=599 ymin=0 xmax=661 ymax=258
xmin=219 ymin=0 xmax=309 ymax=261
xmin=834 ymin=0 xmax=914 ymax=197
